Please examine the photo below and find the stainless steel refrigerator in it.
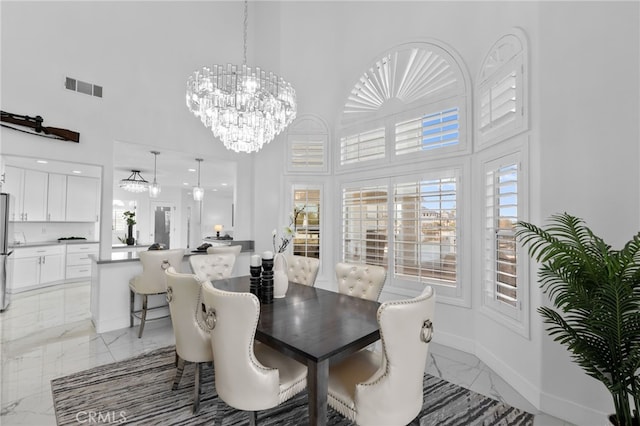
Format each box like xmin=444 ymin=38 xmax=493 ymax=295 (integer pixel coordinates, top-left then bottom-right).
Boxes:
xmin=0 ymin=193 xmax=13 ymax=311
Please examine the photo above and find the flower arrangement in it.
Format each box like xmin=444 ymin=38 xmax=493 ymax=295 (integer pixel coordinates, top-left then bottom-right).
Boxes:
xmin=272 ymin=206 xmax=305 ymax=254
xmin=123 ymin=210 xmax=136 ymax=226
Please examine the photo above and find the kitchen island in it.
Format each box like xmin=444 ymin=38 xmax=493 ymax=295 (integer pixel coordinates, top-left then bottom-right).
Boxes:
xmin=89 ymin=242 xmax=254 ymax=333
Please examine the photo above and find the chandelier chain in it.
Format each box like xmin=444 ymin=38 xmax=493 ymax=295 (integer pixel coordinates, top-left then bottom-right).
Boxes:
xmin=243 ymin=0 xmax=248 ymax=65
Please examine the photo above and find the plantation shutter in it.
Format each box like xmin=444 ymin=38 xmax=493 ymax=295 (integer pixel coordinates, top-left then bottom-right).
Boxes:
xmin=292 ymin=188 xmax=321 ymax=259
xmin=288 ymin=137 xmax=326 ymax=172
xmin=340 ymin=128 xmax=385 ymax=165
xmin=394 ymin=175 xmax=457 ymax=286
xmin=342 ymin=184 xmax=388 ymax=267
xmin=484 ymin=162 xmax=518 ymax=308
xmin=395 ymin=107 xmax=460 ymax=156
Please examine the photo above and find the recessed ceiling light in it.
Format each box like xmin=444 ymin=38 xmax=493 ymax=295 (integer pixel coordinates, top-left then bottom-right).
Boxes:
xmin=188 ymin=168 xmax=196 ymax=172
xmin=183 ymin=182 xmax=189 ymax=186
xmin=72 ymin=170 xmax=82 ymax=174
xmin=221 ymin=183 xmax=228 ymax=186
xmin=36 ymin=160 xmax=48 ymax=164
xmin=212 ymin=189 xmax=218 ymax=192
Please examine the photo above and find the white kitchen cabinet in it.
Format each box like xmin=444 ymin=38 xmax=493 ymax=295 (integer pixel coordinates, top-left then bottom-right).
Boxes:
xmin=4 ymin=166 xmax=50 ymax=222
xmin=7 ymin=245 xmax=66 ymax=292
xmin=47 ymin=173 xmax=67 ymax=221
xmin=66 ymin=243 xmax=99 ymax=280
xmin=66 ymin=176 xmax=99 ymax=222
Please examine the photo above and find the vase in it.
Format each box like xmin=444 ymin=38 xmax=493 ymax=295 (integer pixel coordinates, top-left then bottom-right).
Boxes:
xmin=126 ymin=225 xmax=135 ymax=246
xmin=273 ymin=253 xmax=288 ymax=298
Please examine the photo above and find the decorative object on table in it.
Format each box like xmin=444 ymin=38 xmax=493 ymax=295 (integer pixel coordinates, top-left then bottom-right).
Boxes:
xmin=147 ymin=243 xmax=166 ymax=251
xmin=119 ymin=170 xmax=149 ymax=193
xmin=185 ymin=0 xmax=296 ymax=154
xmin=273 ymin=253 xmax=288 ymax=298
xmin=214 ymin=224 xmax=223 ymax=238
xmin=271 ymin=206 xmax=305 ymax=298
xmin=123 ymin=210 xmax=136 ymax=246
xmin=260 ymin=251 xmax=274 ymax=303
xmin=148 ymin=150 xmax=161 ymax=198
xmin=249 ymin=254 xmax=262 ymax=296
xmin=193 ymin=158 xmax=204 ymax=201
xmin=272 ymin=205 xmax=305 ymax=254
xmin=194 ymin=243 xmax=212 ymax=253
xmin=517 ymin=213 xmax=640 ymax=426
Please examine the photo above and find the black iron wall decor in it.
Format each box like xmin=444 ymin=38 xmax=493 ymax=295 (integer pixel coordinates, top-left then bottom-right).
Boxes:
xmin=0 ymin=111 xmax=80 ymax=143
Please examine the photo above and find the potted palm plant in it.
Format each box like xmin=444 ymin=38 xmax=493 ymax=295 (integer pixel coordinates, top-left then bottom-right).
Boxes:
xmin=516 ymin=213 xmax=640 ymax=426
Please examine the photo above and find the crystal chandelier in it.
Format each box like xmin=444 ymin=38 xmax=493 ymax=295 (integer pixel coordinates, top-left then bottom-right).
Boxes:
xmin=120 ymin=170 xmax=149 ymax=193
xmin=149 ymin=151 xmax=161 ymax=198
xmin=193 ymin=158 xmax=204 ymax=201
xmin=185 ymin=0 xmax=297 ymax=153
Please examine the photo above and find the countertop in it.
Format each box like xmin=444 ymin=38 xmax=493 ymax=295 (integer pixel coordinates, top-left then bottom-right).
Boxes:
xmin=94 ymin=241 xmax=255 ymax=264
xmin=10 ymin=240 xmax=99 ymax=249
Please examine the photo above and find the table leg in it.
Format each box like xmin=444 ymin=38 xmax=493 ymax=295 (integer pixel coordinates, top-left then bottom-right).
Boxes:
xmin=307 ymin=358 xmax=329 ymax=426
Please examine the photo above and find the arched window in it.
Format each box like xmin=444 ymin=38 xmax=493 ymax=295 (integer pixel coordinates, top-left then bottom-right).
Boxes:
xmin=476 ymin=27 xmax=529 ymax=148
xmin=286 ymin=114 xmax=329 ymax=174
xmin=339 ymin=41 xmax=471 ymax=169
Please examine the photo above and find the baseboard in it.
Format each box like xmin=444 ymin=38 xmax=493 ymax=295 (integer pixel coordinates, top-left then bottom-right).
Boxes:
xmin=539 ymin=388 xmax=609 ymax=426
xmin=475 ymin=343 xmax=541 ymax=408
xmin=431 ymin=328 xmax=476 ymax=354
xmin=475 ymin=343 xmax=609 ymax=425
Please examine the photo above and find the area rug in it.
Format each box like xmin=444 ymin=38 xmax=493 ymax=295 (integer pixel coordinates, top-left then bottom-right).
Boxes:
xmin=51 ymin=346 xmax=534 ymax=425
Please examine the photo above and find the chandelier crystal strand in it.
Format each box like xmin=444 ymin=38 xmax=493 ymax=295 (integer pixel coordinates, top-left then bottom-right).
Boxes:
xmin=185 ymin=0 xmax=296 ymax=153
xmin=193 ymin=158 xmax=204 ymax=201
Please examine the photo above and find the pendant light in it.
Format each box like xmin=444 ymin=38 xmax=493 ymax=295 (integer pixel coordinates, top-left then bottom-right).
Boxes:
xmin=120 ymin=170 xmax=149 ymax=193
xmin=149 ymin=151 xmax=161 ymax=198
xmin=193 ymin=158 xmax=204 ymax=201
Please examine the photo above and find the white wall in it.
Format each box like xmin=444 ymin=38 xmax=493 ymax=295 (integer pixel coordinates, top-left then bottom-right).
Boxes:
xmin=2 ymin=1 xmax=638 ymax=424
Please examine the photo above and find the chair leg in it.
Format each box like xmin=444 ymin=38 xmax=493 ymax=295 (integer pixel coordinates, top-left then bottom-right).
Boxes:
xmin=129 ymin=289 xmax=135 ymax=328
xmin=138 ymin=295 xmax=148 ymax=338
xmin=172 ymin=356 xmax=185 ymax=390
xmin=192 ymin=362 xmax=202 ymax=414
xmin=249 ymin=411 xmax=257 ymax=426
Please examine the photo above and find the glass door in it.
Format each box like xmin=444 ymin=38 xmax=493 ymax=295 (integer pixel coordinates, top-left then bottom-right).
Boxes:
xmin=150 ymin=201 xmax=176 ymax=248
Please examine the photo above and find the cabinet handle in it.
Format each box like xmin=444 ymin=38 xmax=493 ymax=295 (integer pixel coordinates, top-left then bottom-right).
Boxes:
xmin=38 ymin=257 xmax=41 ymax=265
xmin=25 ymin=212 xmax=27 ymax=221
xmin=47 ymin=213 xmax=51 ymax=221
xmin=42 ymin=256 xmax=45 ymax=264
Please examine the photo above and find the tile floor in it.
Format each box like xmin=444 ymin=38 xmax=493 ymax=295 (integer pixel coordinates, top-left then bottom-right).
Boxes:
xmin=0 ymin=281 xmax=573 ymax=426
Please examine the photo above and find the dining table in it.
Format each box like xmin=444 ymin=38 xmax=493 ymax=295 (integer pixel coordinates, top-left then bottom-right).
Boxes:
xmin=212 ymin=276 xmax=381 ymax=426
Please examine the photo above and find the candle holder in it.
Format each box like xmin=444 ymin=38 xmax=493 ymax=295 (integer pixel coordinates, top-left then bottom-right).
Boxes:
xmin=260 ymin=257 xmax=274 ymax=304
xmin=249 ymin=265 xmax=262 ymax=296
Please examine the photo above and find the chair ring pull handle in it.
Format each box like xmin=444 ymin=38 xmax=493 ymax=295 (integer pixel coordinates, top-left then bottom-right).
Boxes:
xmin=205 ymin=308 xmax=217 ymax=331
xmin=161 ymin=260 xmax=170 ymax=270
xmin=166 ymin=287 xmax=173 ymax=303
xmin=421 ymin=319 xmax=433 ymax=343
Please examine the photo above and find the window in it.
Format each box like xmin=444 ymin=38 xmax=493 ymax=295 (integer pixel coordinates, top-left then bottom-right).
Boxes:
xmin=481 ymin=149 xmax=527 ymax=326
xmin=339 ymin=41 xmax=471 ymax=169
xmin=395 ymin=107 xmax=460 ymax=156
xmin=477 ymin=28 xmax=528 ymax=148
xmin=394 ymin=174 xmax=458 ymax=286
xmin=340 ymin=128 xmax=385 ymax=166
xmin=286 ymin=115 xmax=329 ymax=174
xmin=292 ymin=187 xmax=321 ymax=259
xmin=342 ymin=184 xmax=388 ymax=267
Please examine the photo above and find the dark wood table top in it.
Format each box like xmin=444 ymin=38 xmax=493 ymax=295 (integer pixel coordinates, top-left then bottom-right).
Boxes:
xmin=212 ymin=276 xmax=381 ymax=363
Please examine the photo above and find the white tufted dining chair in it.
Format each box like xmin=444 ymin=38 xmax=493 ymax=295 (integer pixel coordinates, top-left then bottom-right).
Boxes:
xmin=206 ymin=244 xmax=242 ymax=257
xmin=129 ymin=249 xmax=184 ymax=338
xmin=286 ymin=255 xmax=320 ymax=287
xmin=335 ymin=262 xmax=387 ymax=301
xmin=164 ymin=267 xmax=213 ymax=414
xmin=327 ymin=286 xmax=436 ymax=426
xmin=200 ymin=281 xmax=308 ymax=425
xmin=189 ymin=253 xmax=236 ymax=283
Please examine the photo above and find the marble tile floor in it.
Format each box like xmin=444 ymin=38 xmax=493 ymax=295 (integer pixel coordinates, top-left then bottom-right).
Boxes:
xmin=1 ymin=281 xmax=573 ymax=426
